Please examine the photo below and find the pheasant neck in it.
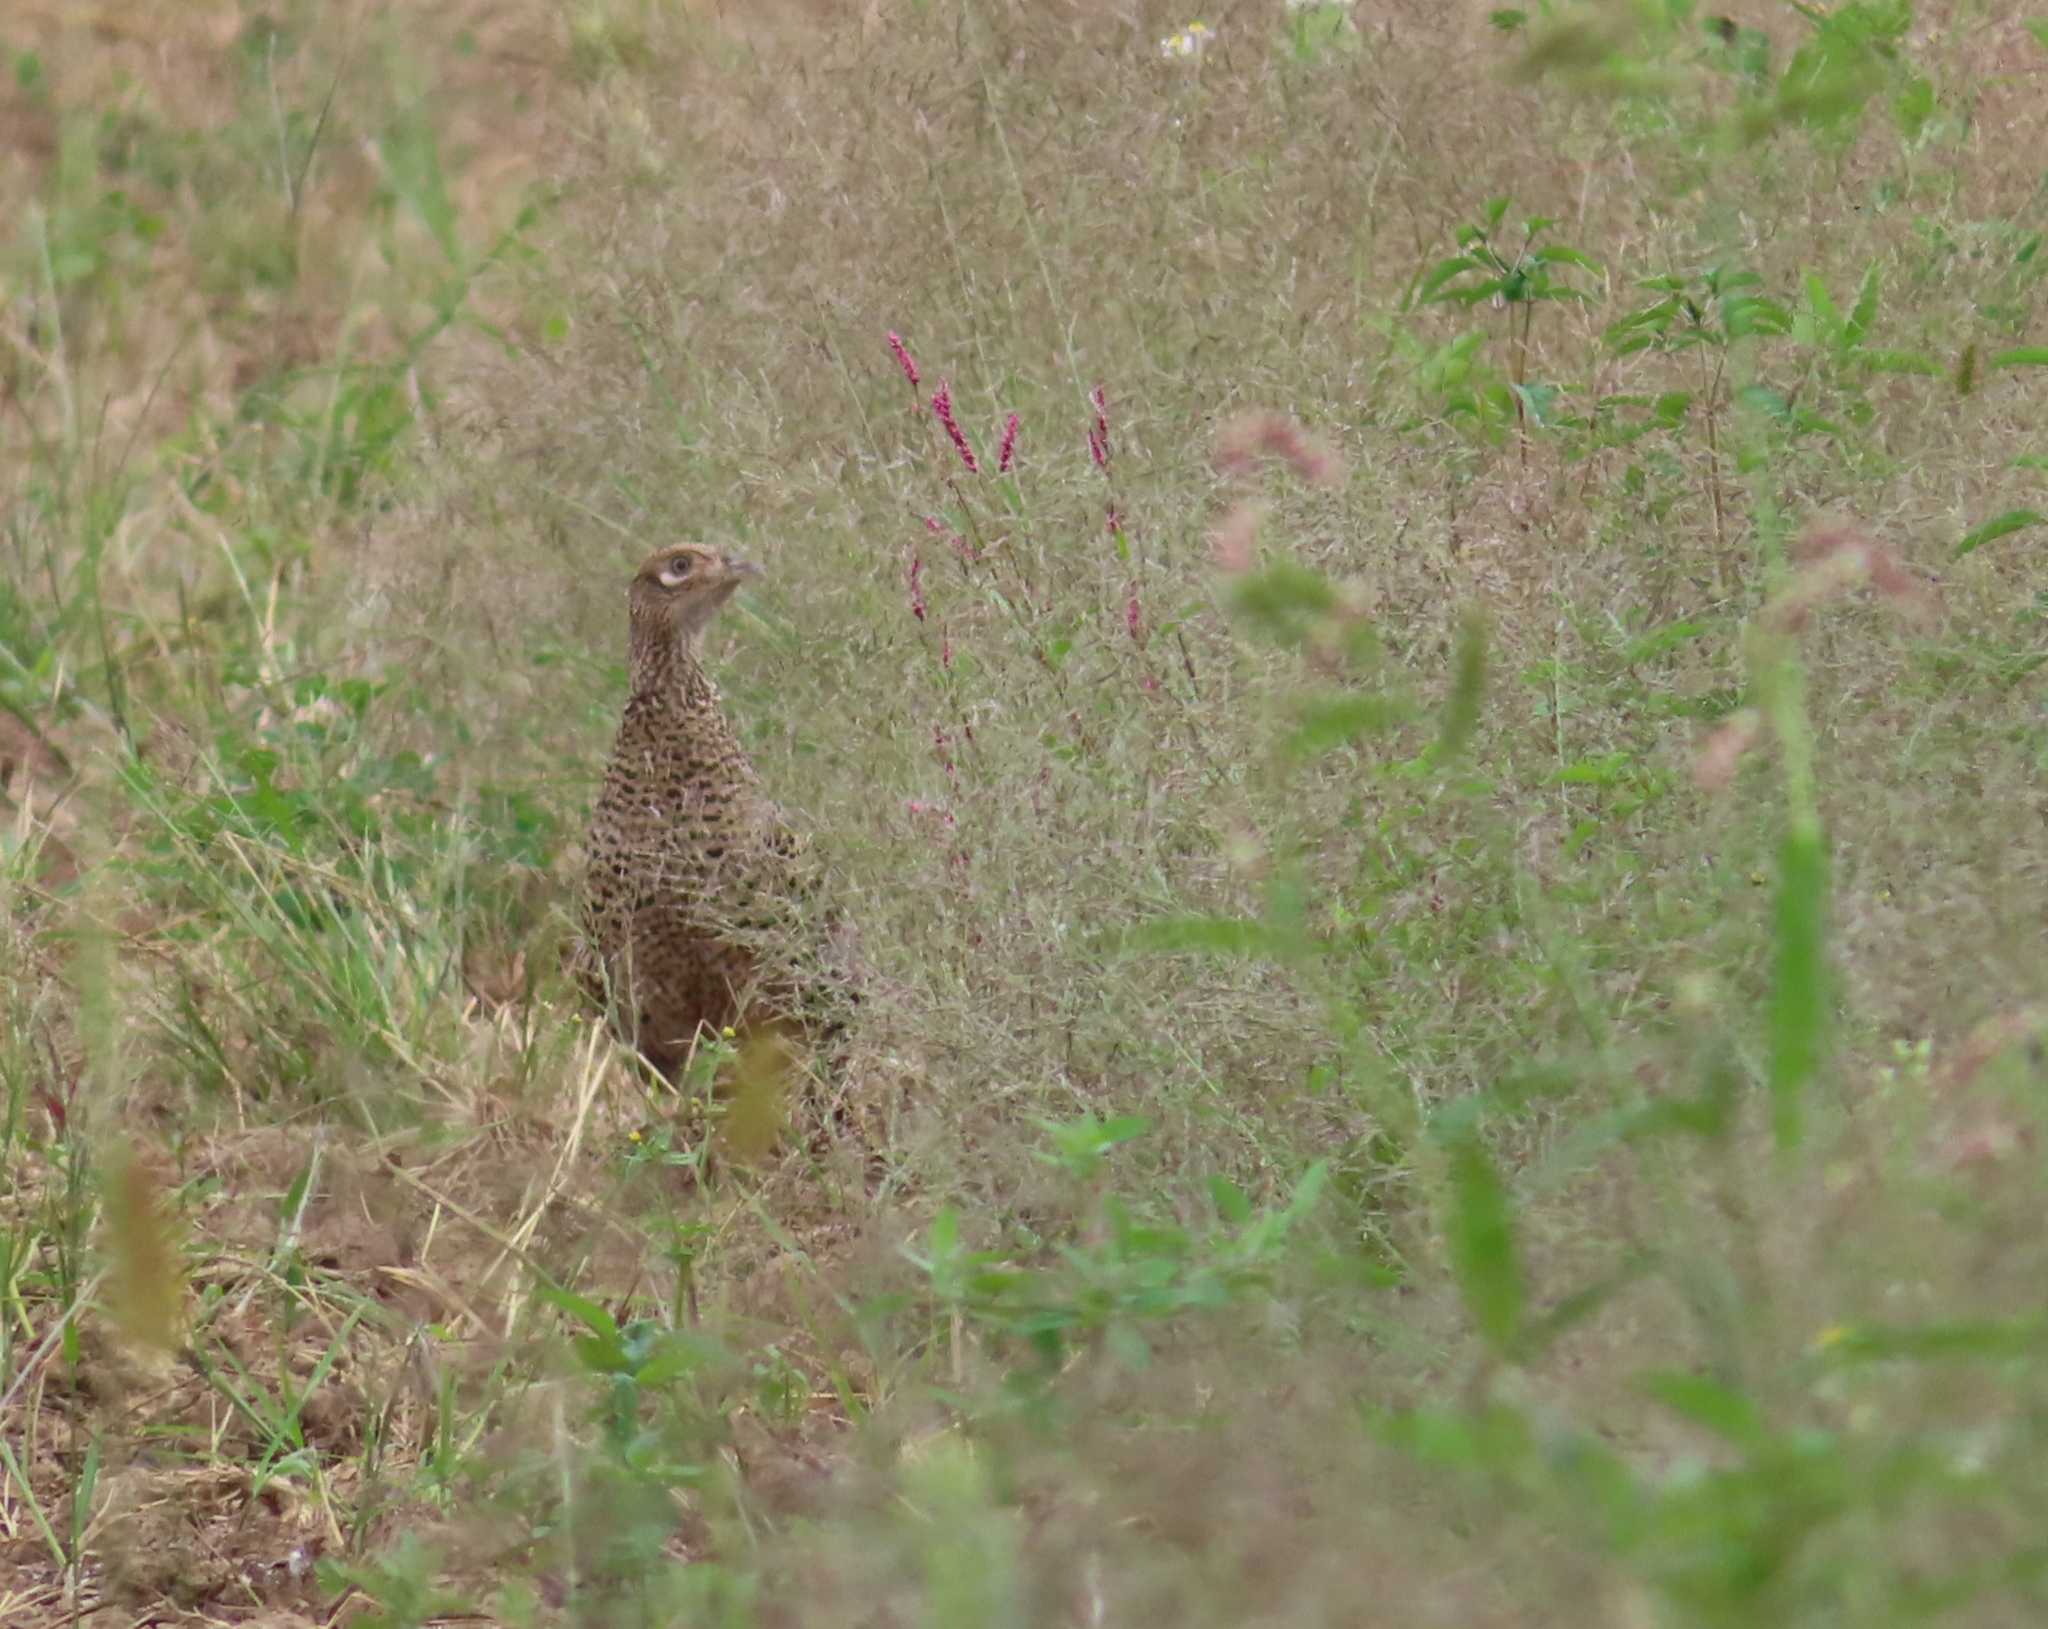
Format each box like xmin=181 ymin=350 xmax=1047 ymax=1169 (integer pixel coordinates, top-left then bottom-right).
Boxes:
xmin=629 ymin=626 xmax=718 ymax=709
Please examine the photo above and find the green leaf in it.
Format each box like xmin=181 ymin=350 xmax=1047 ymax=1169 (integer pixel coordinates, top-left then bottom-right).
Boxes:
xmin=1604 ymin=299 xmax=1679 ymax=351
xmin=1444 ymin=1132 xmax=1523 ymax=1355
xmin=1651 ymin=390 xmax=1694 ymax=427
xmin=1287 ymin=694 xmax=1417 ymax=756
xmin=1955 ymin=343 xmax=1979 ymax=396
xmin=536 ymin=1282 xmax=620 ymax=1343
xmin=1769 ymin=823 xmax=1829 ymax=1151
xmin=1639 ymin=1371 xmax=1767 ymax=1448
xmin=1488 ymin=8 xmax=1528 ymax=29
xmin=1846 ymin=263 xmax=1881 ymax=343
xmin=1724 ymin=293 xmax=1792 ymax=338
xmin=1209 ymin=1177 xmax=1253 ymax=1225
xmin=1736 ymin=385 xmax=1838 ymax=437
xmin=1511 ymin=381 xmax=1564 ymax=426
xmin=1552 ymin=751 xmax=1632 ymax=786
xmin=1415 ymin=254 xmax=1482 ymax=304
xmin=1803 ymin=271 xmax=1842 ymax=341
xmin=1131 ymin=915 xmax=1287 ymax=959
xmin=1816 ymin=1318 xmax=2048 ymax=1364
xmin=1856 ymin=348 xmax=1939 ymax=375
xmin=1893 ymin=73 xmax=1936 ymax=141
xmin=1991 ymin=347 xmax=2048 ymax=368
xmin=1229 ymin=561 xmax=1336 ymax=641
xmin=1435 ymin=613 xmax=1487 ymax=761
xmin=925 ymin=1205 xmax=959 ymax=1267
xmin=1518 ymin=1257 xmax=1654 ymax=1356
xmin=1953 ymin=508 xmax=2045 ymax=558
xmin=1622 ymin=618 xmax=1706 ymax=662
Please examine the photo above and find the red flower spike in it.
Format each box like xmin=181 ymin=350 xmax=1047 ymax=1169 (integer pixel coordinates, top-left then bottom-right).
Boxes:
xmin=931 ymin=381 xmax=980 ymax=473
xmin=887 ymin=331 xmax=921 ymax=389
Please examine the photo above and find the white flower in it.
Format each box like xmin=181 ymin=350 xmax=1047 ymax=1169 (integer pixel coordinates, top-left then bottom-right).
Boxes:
xmin=1285 ymin=0 xmax=1354 ymax=9
xmin=1158 ymin=20 xmax=1214 ymax=58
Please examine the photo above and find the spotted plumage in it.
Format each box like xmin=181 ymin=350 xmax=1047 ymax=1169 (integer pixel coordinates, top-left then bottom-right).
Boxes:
xmin=579 ymin=542 xmax=849 ymax=1079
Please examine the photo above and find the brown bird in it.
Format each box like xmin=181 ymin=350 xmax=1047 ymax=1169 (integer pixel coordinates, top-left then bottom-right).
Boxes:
xmin=579 ymin=542 xmax=851 ymax=1086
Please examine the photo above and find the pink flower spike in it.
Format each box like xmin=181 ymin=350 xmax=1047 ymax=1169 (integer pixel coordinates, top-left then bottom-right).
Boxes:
xmin=1125 ymin=593 xmax=1143 ymax=643
xmin=941 ymin=628 xmax=954 ymax=671
xmin=907 ymin=552 xmax=927 ymax=622
xmin=931 ymin=381 xmax=980 ymax=473
xmin=888 ymin=331 xmax=921 ymax=389
xmin=924 ymin=515 xmax=944 ymax=533
xmin=997 ymin=411 xmax=1020 ymax=473
xmin=1089 ymin=385 xmax=1111 ymax=467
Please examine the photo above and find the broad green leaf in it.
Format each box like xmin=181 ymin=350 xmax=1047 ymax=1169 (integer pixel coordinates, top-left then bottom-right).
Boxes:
xmin=1639 ymin=1371 xmax=1767 ymax=1448
xmin=1893 ymin=73 xmax=1936 ymax=142
xmin=1769 ymin=823 xmax=1829 ymax=1151
xmin=1511 ymin=381 xmax=1564 ymax=425
xmin=1955 ymin=344 xmax=1979 ymax=396
xmin=1623 ymin=618 xmax=1706 ymax=662
xmin=1131 ymin=915 xmax=1287 ymax=959
xmin=926 ymin=1205 xmax=959 ymax=1263
xmin=1816 ymin=1318 xmax=2048 ymax=1364
xmin=1991 ymin=347 xmax=2048 ymax=368
xmin=1803 ymin=271 xmax=1842 ymax=341
xmin=1444 ymin=1132 xmax=1523 ymax=1355
xmin=536 ymin=1283 xmax=620 ymax=1343
xmin=1435 ymin=613 xmax=1487 ymax=760
xmin=1604 ymin=300 xmax=1679 ymax=350
xmin=1209 ymin=1177 xmax=1253 ymax=1225
xmin=1953 ymin=509 xmax=2045 ymax=557
xmin=1724 ymin=294 xmax=1792 ymax=337
xmin=1857 ymin=348 xmax=1939 ymax=375
xmin=1846 ymin=263 xmax=1881 ymax=343
xmin=1415 ymin=254 xmax=1482 ymax=303
xmin=1651 ymin=390 xmax=1694 ymax=426
xmin=1288 ymin=694 xmax=1417 ymax=756
xmin=1552 ymin=751 xmax=1632 ymax=786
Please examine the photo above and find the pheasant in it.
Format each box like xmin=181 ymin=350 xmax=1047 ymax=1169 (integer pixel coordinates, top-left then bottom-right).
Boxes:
xmin=579 ymin=543 xmax=852 ymax=1087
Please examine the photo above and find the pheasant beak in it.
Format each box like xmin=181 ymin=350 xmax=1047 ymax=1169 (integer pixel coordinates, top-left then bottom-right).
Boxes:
xmin=725 ymin=556 xmax=763 ymax=580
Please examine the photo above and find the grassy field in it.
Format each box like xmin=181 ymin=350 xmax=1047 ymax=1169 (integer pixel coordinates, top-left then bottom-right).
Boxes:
xmin=5 ymin=1 xmax=2048 ymax=1623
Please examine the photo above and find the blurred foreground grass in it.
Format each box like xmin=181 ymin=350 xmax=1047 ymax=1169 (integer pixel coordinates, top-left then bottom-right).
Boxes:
xmin=4 ymin=2 xmax=2048 ymax=1624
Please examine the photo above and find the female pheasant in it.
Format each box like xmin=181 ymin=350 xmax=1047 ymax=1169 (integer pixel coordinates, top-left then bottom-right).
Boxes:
xmin=579 ymin=542 xmax=850 ymax=1082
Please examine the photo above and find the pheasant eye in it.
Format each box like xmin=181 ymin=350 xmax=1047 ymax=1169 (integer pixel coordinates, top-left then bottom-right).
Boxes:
xmin=656 ymin=558 xmax=694 ymax=588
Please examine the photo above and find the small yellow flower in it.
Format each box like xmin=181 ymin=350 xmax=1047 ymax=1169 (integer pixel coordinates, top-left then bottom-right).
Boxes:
xmin=720 ymin=1025 xmax=737 ymax=1040
xmin=1811 ymin=1323 xmax=1854 ymax=1352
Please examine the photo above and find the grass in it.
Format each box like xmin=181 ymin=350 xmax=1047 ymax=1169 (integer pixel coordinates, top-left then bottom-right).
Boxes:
xmin=5 ymin=0 xmax=2048 ymax=1623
